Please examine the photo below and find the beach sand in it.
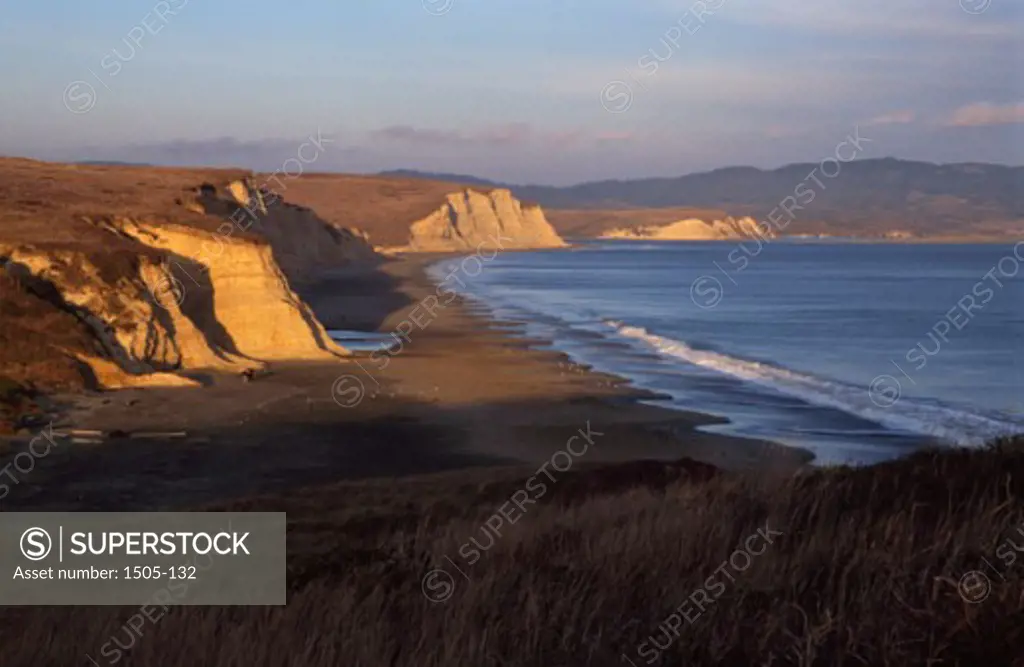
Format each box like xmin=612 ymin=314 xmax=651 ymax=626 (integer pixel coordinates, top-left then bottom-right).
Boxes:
xmin=0 ymin=255 xmax=810 ymax=511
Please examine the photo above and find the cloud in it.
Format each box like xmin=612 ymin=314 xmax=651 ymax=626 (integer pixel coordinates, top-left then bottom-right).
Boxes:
xmin=706 ymin=0 xmax=1016 ymax=38
xmin=477 ymin=123 xmax=534 ymax=145
xmin=547 ymin=130 xmax=586 ymax=148
xmin=945 ymin=101 xmax=1024 ymax=127
xmin=866 ymin=110 xmax=917 ymax=126
xmin=370 ymin=126 xmax=468 ymax=145
xmin=370 ymin=123 xmax=633 ymax=147
xmin=69 ymin=134 xmax=359 ymax=171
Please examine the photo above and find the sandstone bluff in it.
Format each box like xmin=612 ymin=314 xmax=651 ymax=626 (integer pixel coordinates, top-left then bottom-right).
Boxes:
xmin=600 ymin=216 xmax=763 ymax=241
xmin=398 ymin=189 xmax=566 ymax=252
xmin=0 ymin=160 xmax=564 ymax=398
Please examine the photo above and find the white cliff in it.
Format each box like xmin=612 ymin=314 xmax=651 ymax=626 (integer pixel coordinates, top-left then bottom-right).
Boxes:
xmin=399 ymin=189 xmax=566 ymax=252
xmin=600 ymin=216 xmax=766 ymax=241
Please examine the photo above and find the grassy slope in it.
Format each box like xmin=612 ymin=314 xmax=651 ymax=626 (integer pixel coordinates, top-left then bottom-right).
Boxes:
xmin=2 ymin=439 xmax=1022 ymax=665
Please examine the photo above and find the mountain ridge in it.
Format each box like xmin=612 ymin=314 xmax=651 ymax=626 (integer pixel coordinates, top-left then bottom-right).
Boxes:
xmin=383 ymin=158 xmax=1024 ymax=239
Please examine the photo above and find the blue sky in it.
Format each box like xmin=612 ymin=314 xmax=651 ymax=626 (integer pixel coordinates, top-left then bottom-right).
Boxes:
xmin=2 ymin=0 xmax=1022 ymax=184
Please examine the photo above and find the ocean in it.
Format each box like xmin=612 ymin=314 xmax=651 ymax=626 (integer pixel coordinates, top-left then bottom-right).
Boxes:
xmin=429 ymin=240 xmax=1024 ymax=466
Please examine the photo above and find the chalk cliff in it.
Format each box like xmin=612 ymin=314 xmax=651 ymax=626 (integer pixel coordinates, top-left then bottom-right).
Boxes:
xmin=0 ymin=162 xmax=564 ymax=397
xmin=600 ymin=216 xmax=766 ymax=241
xmin=399 ymin=189 xmax=566 ymax=252
xmin=219 ymin=180 xmax=379 ymax=283
xmin=0 ymin=179 xmax=369 ymax=390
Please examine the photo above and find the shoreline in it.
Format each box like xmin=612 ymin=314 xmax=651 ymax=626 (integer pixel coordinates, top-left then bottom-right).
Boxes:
xmin=0 ymin=252 xmax=811 ymax=511
xmin=589 ymin=235 xmax=1022 ymax=244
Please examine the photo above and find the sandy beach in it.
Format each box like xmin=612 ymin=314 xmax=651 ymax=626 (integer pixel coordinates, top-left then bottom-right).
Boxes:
xmin=0 ymin=254 xmax=809 ymax=511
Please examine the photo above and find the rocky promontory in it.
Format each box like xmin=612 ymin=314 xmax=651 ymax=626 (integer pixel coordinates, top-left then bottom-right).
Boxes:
xmin=278 ymin=176 xmax=567 ymax=253
xmin=0 ymin=160 xmax=370 ymax=400
xmin=600 ymin=216 xmax=764 ymax=241
xmin=0 ymin=161 xmax=571 ymax=422
xmin=399 ymin=188 xmax=566 ymax=252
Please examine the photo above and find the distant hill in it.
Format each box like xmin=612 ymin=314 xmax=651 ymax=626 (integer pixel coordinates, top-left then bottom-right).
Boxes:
xmin=76 ymin=160 xmax=154 ymax=167
xmin=385 ymin=159 xmax=1024 ymax=239
xmin=377 ymin=169 xmax=500 ymax=188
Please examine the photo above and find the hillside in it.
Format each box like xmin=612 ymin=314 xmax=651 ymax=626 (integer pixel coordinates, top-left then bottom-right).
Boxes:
xmin=281 ymin=173 xmax=562 ymax=251
xmin=5 ymin=438 xmax=1023 ymax=665
xmin=377 ymin=169 xmax=500 ymax=188
xmin=393 ymin=160 xmax=1024 ymax=240
xmin=275 ymin=172 xmax=483 ymax=248
xmin=0 ymin=159 xmax=368 ymax=411
xmin=545 ymin=206 xmax=735 ymax=239
xmin=601 ymin=216 xmax=762 ymax=241
xmin=0 ymin=159 xmax=566 ymax=430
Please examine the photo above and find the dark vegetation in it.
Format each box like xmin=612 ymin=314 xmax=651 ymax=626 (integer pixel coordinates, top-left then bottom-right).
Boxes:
xmin=0 ymin=269 xmax=97 ymax=431
xmin=2 ymin=438 xmax=1022 ymax=665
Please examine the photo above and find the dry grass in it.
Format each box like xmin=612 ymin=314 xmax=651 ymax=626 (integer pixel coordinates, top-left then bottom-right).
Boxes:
xmin=0 ymin=157 xmax=252 ymax=246
xmin=2 ymin=439 xmax=1022 ymax=666
xmin=0 ymin=271 xmax=98 ymax=383
xmin=278 ymin=172 xmax=490 ymax=247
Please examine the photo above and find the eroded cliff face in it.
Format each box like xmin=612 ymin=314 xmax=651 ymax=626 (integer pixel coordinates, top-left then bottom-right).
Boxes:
xmin=1 ymin=244 xmax=214 ymax=389
xmin=220 ymin=180 xmax=379 ymax=283
xmin=601 ymin=216 xmax=765 ymax=241
xmin=98 ymin=217 xmax=344 ymax=362
xmin=400 ymin=189 xmax=566 ymax=252
xmin=0 ymin=180 xmax=366 ymax=391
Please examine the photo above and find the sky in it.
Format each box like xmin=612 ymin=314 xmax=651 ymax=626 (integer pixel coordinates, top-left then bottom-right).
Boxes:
xmin=1 ymin=0 xmax=1022 ymax=185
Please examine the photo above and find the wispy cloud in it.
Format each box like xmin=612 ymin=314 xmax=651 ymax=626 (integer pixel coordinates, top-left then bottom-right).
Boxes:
xmin=70 ymin=135 xmax=362 ymax=171
xmin=477 ymin=123 xmax=534 ymax=145
xmin=946 ymin=101 xmax=1024 ymax=127
xmin=866 ymin=110 xmax=917 ymax=126
xmin=370 ymin=126 xmax=468 ymax=145
xmin=710 ymin=0 xmax=1016 ymax=38
xmin=370 ymin=123 xmax=634 ymax=148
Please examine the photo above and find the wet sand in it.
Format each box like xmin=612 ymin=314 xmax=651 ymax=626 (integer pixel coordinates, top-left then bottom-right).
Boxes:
xmin=0 ymin=255 xmax=810 ymax=511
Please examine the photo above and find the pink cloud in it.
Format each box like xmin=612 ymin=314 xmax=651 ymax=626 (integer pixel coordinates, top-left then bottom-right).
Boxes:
xmin=547 ymin=130 xmax=586 ymax=148
xmin=866 ymin=110 xmax=916 ymax=125
xmin=946 ymin=101 xmax=1024 ymax=127
xmin=371 ymin=125 xmax=468 ymax=144
xmin=477 ymin=122 xmax=534 ymax=145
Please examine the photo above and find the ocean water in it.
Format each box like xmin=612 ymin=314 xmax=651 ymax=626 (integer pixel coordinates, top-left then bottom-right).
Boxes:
xmin=429 ymin=241 xmax=1024 ymax=465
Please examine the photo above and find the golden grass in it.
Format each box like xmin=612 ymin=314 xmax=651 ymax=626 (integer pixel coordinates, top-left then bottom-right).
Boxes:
xmin=2 ymin=440 xmax=1022 ymax=665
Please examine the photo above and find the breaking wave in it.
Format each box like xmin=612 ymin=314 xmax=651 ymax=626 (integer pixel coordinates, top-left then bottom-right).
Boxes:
xmin=606 ymin=321 xmax=1024 ymax=446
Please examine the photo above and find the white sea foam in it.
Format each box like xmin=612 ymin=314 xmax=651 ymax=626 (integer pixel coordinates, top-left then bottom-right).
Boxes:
xmin=606 ymin=321 xmax=1024 ymax=446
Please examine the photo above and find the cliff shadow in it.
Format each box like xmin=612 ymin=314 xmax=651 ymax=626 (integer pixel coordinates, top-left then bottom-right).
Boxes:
xmin=0 ymin=258 xmax=181 ymax=377
xmin=193 ymin=182 xmax=397 ymax=339
xmin=296 ymin=261 xmax=415 ymax=333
